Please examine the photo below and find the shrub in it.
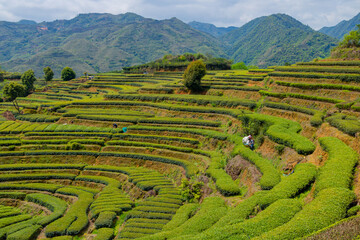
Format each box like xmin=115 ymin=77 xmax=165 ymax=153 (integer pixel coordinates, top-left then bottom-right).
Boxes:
xmin=94 ymin=228 xmax=114 ymax=240
xmin=276 ymin=80 xmax=360 ymax=92
xmin=137 ymin=197 xmax=227 ymax=240
xmin=0 ymin=214 xmax=33 ymax=228
xmin=183 ymin=60 xmax=206 ymax=91
xmin=326 ymin=114 xmax=360 ymax=136
xmin=162 ymin=203 xmax=199 ymax=231
xmin=6 ymin=224 xmax=41 ymax=240
xmin=258 ymin=163 xmax=317 ymax=207
xmin=103 ymin=94 xmax=256 ymax=110
xmin=61 ymin=67 xmax=76 ymax=81
xmin=25 ymin=193 xmax=68 ymax=226
xmin=45 ymin=188 xmax=93 ymax=237
xmin=94 ymin=212 xmax=116 ymax=229
xmin=253 ymin=188 xmax=356 ymax=240
xmin=191 ymin=199 xmax=302 ymax=240
xmin=231 ymin=137 xmax=281 ymax=190
xmin=269 ymin=71 xmax=360 ymax=82
xmin=66 ymin=142 xmax=85 ymax=150
xmin=316 ymin=137 xmax=359 ymax=193
xmin=16 ymin=114 xmax=60 ymax=123
xmin=0 ymin=173 xmax=76 ymax=182
xmin=0 ymin=183 xmax=62 ymax=193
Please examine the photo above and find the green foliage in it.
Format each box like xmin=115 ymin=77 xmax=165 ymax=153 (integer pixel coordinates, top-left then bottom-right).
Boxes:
xmin=269 ymin=71 xmax=360 ymax=82
xmin=94 ymin=211 xmax=116 ymax=229
xmin=238 ymin=113 xmax=315 ymax=155
xmin=3 ymin=82 xmax=26 ymax=112
xmin=263 ymin=101 xmax=324 ymax=127
xmin=139 ymin=197 xmax=227 ymax=240
xmin=326 ymin=114 xmax=360 ymax=136
xmin=231 ymin=62 xmax=247 ymax=70
xmin=258 ymin=163 xmax=317 ymax=207
xmin=162 ymin=203 xmax=199 ymax=231
xmin=3 ymin=82 xmax=25 ymax=102
xmin=188 ymin=199 xmax=302 ymax=240
xmin=16 ymin=114 xmax=60 ymax=123
xmin=43 ymin=66 xmax=54 ymax=82
xmin=25 ymin=193 xmax=68 ymax=226
xmin=123 ymin=53 xmax=231 ymax=73
xmin=260 ymin=90 xmax=343 ymax=104
xmin=316 ymin=137 xmax=359 ymax=193
xmin=104 ymin=94 xmax=257 ymax=109
xmin=21 ymin=69 xmax=36 ymax=94
xmin=0 ymin=173 xmax=76 ymax=182
xmin=275 ymin=66 xmax=360 ymax=74
xmin=224 ymin=13 xmax=338 ymax=67
xmin=183 ymin=60 xmax=206 ymax=91
xmin=94 ymin=228 xmax=114 ymax=240
xmin=45 ymin=188 xmax=93 ymax=237
xmin=253 ymin=188 xmax=356 ymax=240
xmin=61 ymin=67 xmax=76 ymax=81
xmin=339 ymin=25 xmax=360 ymax=48
xmin=66 ymin=142 xmax=85 ymax=150
xmin=180 ymin=179 xmax=203 ymax=203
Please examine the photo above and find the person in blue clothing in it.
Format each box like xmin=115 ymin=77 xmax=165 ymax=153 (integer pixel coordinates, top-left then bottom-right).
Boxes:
xmin=242 ymin=135 xmax=255 ymax=150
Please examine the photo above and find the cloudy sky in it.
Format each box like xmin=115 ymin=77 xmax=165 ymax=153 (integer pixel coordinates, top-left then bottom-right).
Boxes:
xmin=0 ymin=0 xmax=359 ymax=30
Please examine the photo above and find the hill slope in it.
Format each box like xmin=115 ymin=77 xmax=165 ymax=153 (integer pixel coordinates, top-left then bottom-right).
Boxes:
xmin=0 ymin=12 xmax=340 ymax=75
xmin=188 ymin=21 xmax=237 ymax=37
xmin=0 ymin=13 xmax=225 ymax=77
xmin=319 ymin=12 xmax=360 ymax=39
xmin=222 ymin=14 xmax=338 ymax=67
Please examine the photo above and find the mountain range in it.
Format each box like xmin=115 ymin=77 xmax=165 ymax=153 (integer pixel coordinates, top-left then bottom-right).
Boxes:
xmin=0 ymin=12 xmax=357 ymax=77
xmin=319 ymin=13 xmax=360 ymax=39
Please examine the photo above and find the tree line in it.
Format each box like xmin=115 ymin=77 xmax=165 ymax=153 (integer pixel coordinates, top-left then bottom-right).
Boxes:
xmin=2 ymin=66 xmax=76 ymax=113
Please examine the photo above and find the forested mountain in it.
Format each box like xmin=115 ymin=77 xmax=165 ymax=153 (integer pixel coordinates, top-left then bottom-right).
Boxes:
xmin=0 ymin=12 xmax=339 ymax=76
xmin=319 ymin=13 xmax=360 ymax=39
xmin=221 ymin=14 xmax=338 ymax=67
xmin=0 ymin=13 xmax=225 ymax=77
xmin=188 ymin=21 xmax=237 ymax=37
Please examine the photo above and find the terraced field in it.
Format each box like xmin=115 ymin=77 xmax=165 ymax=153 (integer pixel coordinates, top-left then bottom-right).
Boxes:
xmin=0 ymin=61 xmax=359 ymax=239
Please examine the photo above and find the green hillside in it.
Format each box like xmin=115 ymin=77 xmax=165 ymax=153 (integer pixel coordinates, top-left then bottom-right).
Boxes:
xmin=188 ymin=21 xmax=237 ymax=37
xmin=0 ymin=13 xmax=225 ymax=77
xmin=222 ymin=14 xmax=338 ymax=67
xmin=0 ymin=12 xmax=340 ymax=76
xmin=0 ymin=54 xmax=359 ymax=239
xmin=319 ymin=12 xmax=360 ymax=39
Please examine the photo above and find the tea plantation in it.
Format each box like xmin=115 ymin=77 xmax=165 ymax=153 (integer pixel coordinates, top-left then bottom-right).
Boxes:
xmin=0 ymin=60 xmax=359 ymax=239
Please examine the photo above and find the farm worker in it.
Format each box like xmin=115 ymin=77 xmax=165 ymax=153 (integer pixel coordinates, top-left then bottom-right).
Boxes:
xmin=122 ymin=127 xmax=128 ymax=133
xmin=113 ymin=123 xmax=118 ymax=128
xmin=242 ymin=135 xmax=255 ymax=150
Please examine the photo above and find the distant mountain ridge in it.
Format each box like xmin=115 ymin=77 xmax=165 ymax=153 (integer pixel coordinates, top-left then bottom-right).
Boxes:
xmin=188 ymin=21 xmax=237 ymax=37
xmin=319 ymin=13 xmax=360 ymax=39
xmin=0 ymin=13 xmax=225 ymax=77
xmin=0 ymin=12 xmax=343 ymax=76
xmin=221 ymin=14 xmax=338 ymax=66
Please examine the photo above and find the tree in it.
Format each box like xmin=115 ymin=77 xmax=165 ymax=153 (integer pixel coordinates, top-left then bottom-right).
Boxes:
xmin=61 ymin=67 xmax=76 ymax=81
xmin=183 ymin=60 xmax=206 ymax=91
xmin=0 ymin=71 xmax=4 ymax=82
xmin=21 ymin=69 xmax=36 ymax=94
xmin=43 ymin=66 xmax=54 ymax=83
xmin=3 ymin=82 xmax=25 ymax=113
xmin=231 ymin=62 xmax=247 ymax=70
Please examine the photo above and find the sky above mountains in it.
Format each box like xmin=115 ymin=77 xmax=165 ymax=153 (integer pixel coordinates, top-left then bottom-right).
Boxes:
xmin=0 ymin=0 xmax=359 ymax=30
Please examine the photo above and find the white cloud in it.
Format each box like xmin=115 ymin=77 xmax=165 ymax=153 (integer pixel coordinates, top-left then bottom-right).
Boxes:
xmin=0 ymin=0 xmax=358 ymax=29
